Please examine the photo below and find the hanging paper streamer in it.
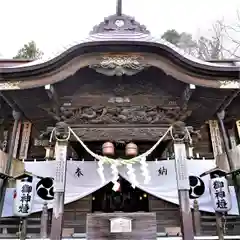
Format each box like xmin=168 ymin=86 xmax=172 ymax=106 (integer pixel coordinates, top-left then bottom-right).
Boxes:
xmin=126 ymin=163 xmax=138 ymax=188
xmin=139 ymin=156 xmax=151 ymax=184
xmin=111 ymin=161 xmax=119 ymax=191
xmin=97 ymin=159 xmax=106 ymax=184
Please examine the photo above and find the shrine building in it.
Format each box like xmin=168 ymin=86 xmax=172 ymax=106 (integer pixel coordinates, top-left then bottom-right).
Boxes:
xmin=0 ymin=0 xmax=240 ymax=239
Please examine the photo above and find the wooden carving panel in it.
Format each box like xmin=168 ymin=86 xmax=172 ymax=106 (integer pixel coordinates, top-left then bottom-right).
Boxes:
xmin=44 ymin=106 xmax=191 ymax=125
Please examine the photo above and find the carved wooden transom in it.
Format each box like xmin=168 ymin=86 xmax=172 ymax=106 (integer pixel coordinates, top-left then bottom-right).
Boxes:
xmin=43 ymin=106 xmax=192 ymax=125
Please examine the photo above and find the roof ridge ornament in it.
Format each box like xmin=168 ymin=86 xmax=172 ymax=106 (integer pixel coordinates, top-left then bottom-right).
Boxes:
xmin=90 ymin=0 xmax=150 ymax=35
xmin=116 ymin=0 xmax=122 ymax=16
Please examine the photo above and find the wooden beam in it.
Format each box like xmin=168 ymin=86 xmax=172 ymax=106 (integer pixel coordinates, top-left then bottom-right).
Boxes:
xmin=44 ymin=84 xmax=60 ymax=119
xmin=179 ymin=84 xmax=196 ymax=109
xmin=0 ymin=54 xmax=238 ymax=90
xmin=218 ymin=89 xmax=240 ymax=113
xmin=43 ymin=125 xmax=171 ymax=142
xmin=0 ymin=92 xmax=22 ymax=115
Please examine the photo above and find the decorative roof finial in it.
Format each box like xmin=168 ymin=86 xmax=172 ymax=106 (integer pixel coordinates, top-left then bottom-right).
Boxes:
xmin=116 ymin=0 xmax=122 ymax=16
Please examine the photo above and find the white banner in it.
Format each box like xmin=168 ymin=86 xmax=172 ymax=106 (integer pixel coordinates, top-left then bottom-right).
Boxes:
xmin=2 ymin=161 xmax=112 ymax=217
xmin=119 ymin=160 xmax=238 ymax=215
xmin=2 ymin=160 xmax=239 ymax=217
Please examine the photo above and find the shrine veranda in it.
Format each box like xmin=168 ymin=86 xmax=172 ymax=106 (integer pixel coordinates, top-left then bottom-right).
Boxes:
xmin=1 ymin=0 xmax=240 ymax=239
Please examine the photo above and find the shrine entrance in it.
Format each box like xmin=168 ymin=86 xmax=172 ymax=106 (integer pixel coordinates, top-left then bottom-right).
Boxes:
xmin=92 ymin=177 xmax=149 ymax=213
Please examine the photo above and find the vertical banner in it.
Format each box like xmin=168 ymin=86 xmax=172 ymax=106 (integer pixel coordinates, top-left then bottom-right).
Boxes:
xmin=209 ymin=120 xmax=223 ymax=158
xmin=13 ymin=178 xmax=34 ymax=217
xmin=54 ymin=142 xmax=67 ymax=192
xmin=13 ymin=122 xmax=22 ymax=159
xmin=173 ymin=143 xmax=189 ymax=190
xmin=19 ymin=122 xmax=32 ymax=160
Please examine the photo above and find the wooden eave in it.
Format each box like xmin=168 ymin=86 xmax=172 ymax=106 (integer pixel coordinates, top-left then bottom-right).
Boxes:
xmin=0 ymin=41 xmax=239 ymax=81
xmin=0 ymin=67 xmax=237 ymax=131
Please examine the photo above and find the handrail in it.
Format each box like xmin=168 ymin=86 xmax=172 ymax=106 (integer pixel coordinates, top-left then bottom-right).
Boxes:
xmin=1 ymin=236 xmax=240 ymax=240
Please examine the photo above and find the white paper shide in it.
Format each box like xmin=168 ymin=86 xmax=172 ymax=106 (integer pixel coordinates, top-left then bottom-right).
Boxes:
xmin=13 ymin=179 xmax=34 ymax=217
xmin=210 ymin=177 xmax=232 ymax=212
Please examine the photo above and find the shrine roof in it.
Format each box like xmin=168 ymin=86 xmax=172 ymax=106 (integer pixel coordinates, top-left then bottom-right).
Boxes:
xmin=0 ymin=5 xmax=239 ymax=78
xmin=2 ymin=33 xmax=240 ymax=71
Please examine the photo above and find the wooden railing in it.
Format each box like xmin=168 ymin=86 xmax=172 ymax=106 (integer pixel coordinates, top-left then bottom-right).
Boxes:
xmin=0 ymin=210 xmax=51 ymax=239
xmin=200 ymin=214 xmax=240 ymax=236
xmin=0 ymin=217 xmax=44 ymax=238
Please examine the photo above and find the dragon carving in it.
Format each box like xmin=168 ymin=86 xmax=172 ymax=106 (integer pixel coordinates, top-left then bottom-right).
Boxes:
xmin=46 ymin=106 xmax=192 ymax=125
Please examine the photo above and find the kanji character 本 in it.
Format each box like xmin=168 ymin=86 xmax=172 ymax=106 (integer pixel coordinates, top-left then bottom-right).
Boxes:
xmin=215 ymin=190 xmax=225 ymax=199
xmin=216 ymin=199 xmax=227 ymax=209
xmin=21 ymin=184 xmax=32 ymax=193
xmin=75 ymin=167 xmax=84 ymax=177
xmin=158 ymin=167 xmax=168 ymax=176
xmin=213 ymin=180 xmax=224 ymax=190
xmin=18 ymin=203 xmax=29 ymax=213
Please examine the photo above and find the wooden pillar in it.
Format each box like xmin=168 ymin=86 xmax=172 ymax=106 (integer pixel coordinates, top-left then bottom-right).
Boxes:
xmin=215 ymin=212 xmax=224 ymax=240
xmin=236 ymin=120 xmax=240 ymax=140
xmin=40 ymin=202 xmax=49 ymax=239
xmin=19 ymin=218 xmax=27 ymax=240
xmin=209 ymin=119 xmax=230 ymax=172
xmin=210 ymin=114 xmax=236 ymax=239
xmin=172 ymin=123 xmax=194 ymax=240
xmin=0 ymin=110 xmax=21 ymax=216
xmin=217 ymin=111 xmax=234 ymax=170
xmin=192 ymin=200 xmax=201 ymax=236
xmin=50 ymin=122 xmax=69 ymax=240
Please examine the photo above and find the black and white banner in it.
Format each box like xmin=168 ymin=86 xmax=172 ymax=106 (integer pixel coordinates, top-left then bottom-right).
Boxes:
xmin=2 ymin=160 xmax=239 ymax=217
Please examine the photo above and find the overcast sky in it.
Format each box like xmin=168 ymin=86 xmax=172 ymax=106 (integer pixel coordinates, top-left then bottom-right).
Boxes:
xmin=0 ymin=0 xmax=240 ymax=58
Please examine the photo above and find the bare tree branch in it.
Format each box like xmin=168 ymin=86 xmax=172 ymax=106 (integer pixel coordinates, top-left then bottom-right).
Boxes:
xmin=162 ymin=16 xmax=240 ymax=60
